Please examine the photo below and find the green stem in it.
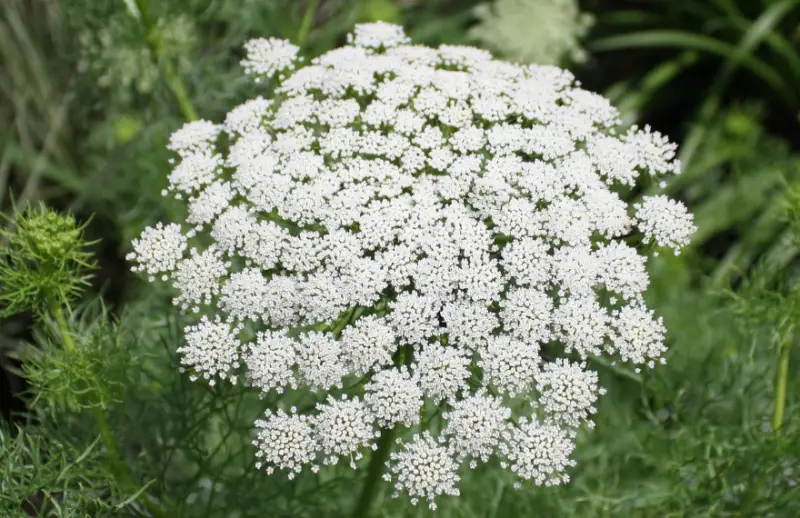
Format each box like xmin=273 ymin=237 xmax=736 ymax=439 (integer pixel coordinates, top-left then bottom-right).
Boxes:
xmin=132 ymin=0 xmax=198 ymax=121
xmin=49 ymin=301 xmax=76 ymax=354
xmin=353 ymin=345 xmax=413 ymax=517
xmin=49 ymin=299 xmax=171 ymax=518
xmin=772 ymin=328 xmax=792 ymax=434
xmin=588 ymin=355 xmax=643 ymax=385
xmin=352 ymin=427 xmax=396 ymax=518
xmin=296 ymin=0 xmax=321 ymax=45
xmin=740 ymin=327 xmax=794 ymax=516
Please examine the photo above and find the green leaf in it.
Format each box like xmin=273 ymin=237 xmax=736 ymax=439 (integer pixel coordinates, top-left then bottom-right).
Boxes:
xmin=589 ymin=30 xmax=794 ymax=107
xmin=116 ymin=478 xmax=157 ymax=509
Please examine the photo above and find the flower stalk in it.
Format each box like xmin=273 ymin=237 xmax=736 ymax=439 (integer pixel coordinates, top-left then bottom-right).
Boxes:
xmin=49 ymin=297 xmax=171 ymax=518
xmin=353 ymin=427 xmax=396 ymax=518
xmin=132 ymin=0 xmax=198 ymax=121
xmin=772 ymin=326 xmax=792 ymax=434
xmin=296 ymin=0 xmax=321 ymax=45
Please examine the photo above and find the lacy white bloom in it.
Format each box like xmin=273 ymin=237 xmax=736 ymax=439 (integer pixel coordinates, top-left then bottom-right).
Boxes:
xmin=387 ymin=293 xmax=441 ymax=347
xmin=443 ymin=392 xmax=511 ymax=466
xmin=219 ymin=267 xmax=270 ymax=322
xmin=535 ymin=359 xmax=605 ymax=428
xmin=594 ymin=242 xmax=649 ymax=301
xmin=178 ymin=316 xmax=241 ymax=385
xmin=609 ymin=305 xmax=668 ymax=367
xmin=385 ymin=433 xmax=461 ymax=510
xmin=166 ymin=151 xmax=222 ymax=196
xmin=127 ymin=222 xmax=186 ymax=280
xmin=442 ymin=299 xmax=499 ymax=350
xmin=295 ymin=331 xmax=347 ymax=391
xmin=500 ymin=418 xmax=577 ymax=487
xmin=312 ymin=395 xmax=378 ymax=468
xmin=500 ymin=237 xmax=551 ymax=288
xmin=479 ymin=335 xmax=541 ymax=397
xmin=129 ymin=22 xmax=694 ymax=508
xmin=340 ymin=315 xmax=396 ymax=375
xmin=172 ymin=247 xmax=229 ymax=311
xmin=500 ymin=287 xmax=553 ymax=342
xmin=168 ymin=120 xmax=220 ymax=156
xmin=212 ymin=205 xmax=255 ymax=254
xmin=552 ymin=295 xmax=609 ymax=358
xmin=254 ymin=408 xmax=317 ymax=478
xmin=413 ymin=344 xmax=471 ymax=403
xmin=625 ymin=125 xmax=680 ymax=175
xmin=347 ymin=20 xmax=410 ymax=49
xmin=242 ymin=38 xmax=300 ymax=80
xmin=243 ymin=331 xmax=297 ymax=395
xmin=635 ymin=195 xmax=696 ymax=252
xmin=365 ymin=368 xmax=423 ymax=428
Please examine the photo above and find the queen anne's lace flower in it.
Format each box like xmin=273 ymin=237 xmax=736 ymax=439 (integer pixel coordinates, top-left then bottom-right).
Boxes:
xmin=500 ymin=287 xmax=553 ymax=342
xmin=243 ymin=330 xmax=297 ymax=395
xmin=241 ymin=38 xmax=300 ymax=80
xmin=443 ymin=392 xmax=511 ymax=466
xmin=313 ymin=395 xmax=379 ymax=468
xmin=254 ymin=408 xmax=318 ymax=478
xmin=178 ymin=316 xmax=241 ymax=385
xmin=413 ymin=344 xmax=471 ymax=403
xmin=219 ymin=267 xmax=270 ymax=322
xmin=126 ymin=222 xmax=186 ymax=280
xmin=609 ymin=305 xmax=668 ymax=367
xmin=480 ymin=335 xmax=541 ymax=397
xmin=594 ymin=241 xmax=649 ymax=301
xmin=129 ymin=22 xmax=694 ymax=508
xmin=165 ymin=151 xmax=221 ymax=196
xmin=295 ymin=332 xmax=347 ymax=391
xmin=347 ymin=20 xmax=411 ymax=49
xmin=168 ymin=120 xmax=220 ymax=156
xmin=635 ymin=195 xmax=697 ymax=252
xmin=442 ymin=299 xmax=499 ymax=350
xmin=553 ymin=295 xmax=610 ymax=358
xmin=365 ymin=367 xmax=423 ymax=428
xmin=385 ymin=433 xmax=461 ymax=510
xmin=535 ymin=359 xmax=605 ymax=428
xmin=500 ymin=418 xmax=577 ymax=488
xmin=340 ymin=315 xmax=396 ymax=375
xmin=172 ymin=247 xmax=229 ymax=311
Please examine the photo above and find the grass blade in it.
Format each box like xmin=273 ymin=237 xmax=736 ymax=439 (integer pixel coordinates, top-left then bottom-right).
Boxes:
xmin=589 ymin=30 xmax=794 ymax=106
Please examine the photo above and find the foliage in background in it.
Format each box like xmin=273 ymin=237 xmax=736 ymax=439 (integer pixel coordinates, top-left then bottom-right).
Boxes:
xmin=589 ymin=0 xmax=800 ymax=163
xmin=1 ymin=0 xmax=799 ymax=516
xmin=0 ymin=427 xmax=126 ymax=517
xmin=470 ymin=0 xmax=593 ymax=65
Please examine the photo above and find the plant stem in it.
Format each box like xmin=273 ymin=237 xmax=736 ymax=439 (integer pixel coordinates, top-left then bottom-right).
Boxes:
xmin=353 ymin=345 xmax=412 ymax=517
xmin=353 ymin=427 xmax=396 ymax=518
xmin=49 ymin=299 xmax=171 ymax=518
xmin=740 ymin=326 xmax=795 ymax=516
xmin=772 ymin=327 xmax=792 ymax=434
xmin=296 ymin=0 xmax=321 ymax=45
xmin=49 ymin=300 xmax=76 ymax=354
xmin=132 ymin=0 xmax=199 ymax=121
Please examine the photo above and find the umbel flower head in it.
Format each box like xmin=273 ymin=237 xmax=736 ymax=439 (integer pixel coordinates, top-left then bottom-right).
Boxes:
xmin=128 ymin=22 xmax=696 ymax=509
xmin=1 ymin=205 xmax=96 ymax=317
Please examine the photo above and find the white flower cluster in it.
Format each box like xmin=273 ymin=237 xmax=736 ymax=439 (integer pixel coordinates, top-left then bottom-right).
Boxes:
xmin=128 ymin=23 xmax=695 ymax=509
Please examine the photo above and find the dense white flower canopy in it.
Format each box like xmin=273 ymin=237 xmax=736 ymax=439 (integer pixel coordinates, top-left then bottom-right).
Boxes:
xmin=128 ymin=22 xmax=695 ymax=509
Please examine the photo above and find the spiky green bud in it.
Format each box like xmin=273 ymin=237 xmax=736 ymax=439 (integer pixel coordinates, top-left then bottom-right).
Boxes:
xmin=0 ymin=205 xmax=97 ymax=317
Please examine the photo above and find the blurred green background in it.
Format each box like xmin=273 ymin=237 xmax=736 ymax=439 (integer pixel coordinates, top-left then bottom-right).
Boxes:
xmin=1 ymin=0 xmax=799 ymax=516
